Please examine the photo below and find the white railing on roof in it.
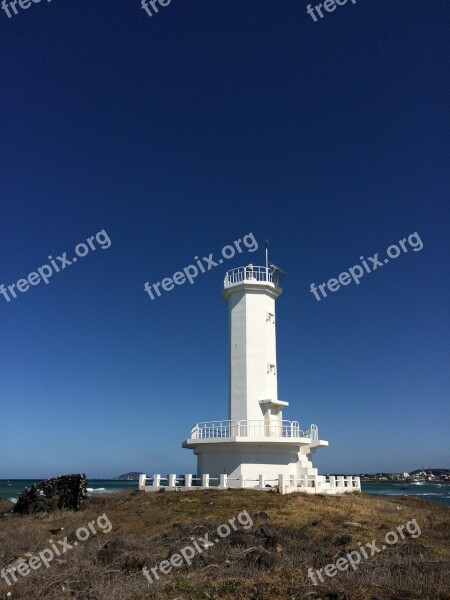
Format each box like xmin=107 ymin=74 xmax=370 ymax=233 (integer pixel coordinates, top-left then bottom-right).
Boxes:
xmin=190 ymin=419 xmax=318 ymax=440
xmin=224 ymin=265 xmax=274 ymax=287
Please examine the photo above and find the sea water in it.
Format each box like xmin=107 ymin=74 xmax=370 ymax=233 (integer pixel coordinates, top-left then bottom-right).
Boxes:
xmin=1 ymin=479 xmax=449 ymax=506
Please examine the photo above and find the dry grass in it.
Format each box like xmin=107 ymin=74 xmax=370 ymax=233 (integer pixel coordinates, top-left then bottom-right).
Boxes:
xmin=0 ymin=489 xmax=449 ymax=599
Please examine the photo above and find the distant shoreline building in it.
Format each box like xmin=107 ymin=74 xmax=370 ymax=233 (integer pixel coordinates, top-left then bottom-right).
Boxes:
xmin=140 ymin=259 xmax=360 ymax=494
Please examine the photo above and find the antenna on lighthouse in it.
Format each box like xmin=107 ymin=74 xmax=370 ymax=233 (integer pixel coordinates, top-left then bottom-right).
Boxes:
xmin=265 ymin=240 xmax=269 ymax=276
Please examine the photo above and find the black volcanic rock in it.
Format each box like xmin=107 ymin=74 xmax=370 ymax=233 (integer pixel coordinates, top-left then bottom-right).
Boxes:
xmin=13 ymin=474 xmax=87 ymax=514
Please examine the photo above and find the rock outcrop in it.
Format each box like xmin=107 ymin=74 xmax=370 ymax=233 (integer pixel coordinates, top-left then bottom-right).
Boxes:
xmin=13 ymin=474 xmax=87 ymax=514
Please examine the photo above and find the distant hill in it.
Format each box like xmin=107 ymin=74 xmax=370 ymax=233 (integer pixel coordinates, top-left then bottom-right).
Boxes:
xmin=115 ymin=472 xmax=144 ymax=481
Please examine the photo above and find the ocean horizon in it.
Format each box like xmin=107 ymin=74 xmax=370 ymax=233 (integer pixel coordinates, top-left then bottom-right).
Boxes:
xmin=1 ymin=479 xmax=449 ymax=507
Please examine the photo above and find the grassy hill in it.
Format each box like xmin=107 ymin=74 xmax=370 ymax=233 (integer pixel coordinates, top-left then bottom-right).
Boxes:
xmin=0 ymin=490 xmax=449 ymax=599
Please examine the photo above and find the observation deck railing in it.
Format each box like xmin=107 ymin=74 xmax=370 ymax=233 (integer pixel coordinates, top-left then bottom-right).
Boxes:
xmin=224 ymin=265 xmax=275 ymax=287
xmin=189 ymin=420 xmax=318 ymax=440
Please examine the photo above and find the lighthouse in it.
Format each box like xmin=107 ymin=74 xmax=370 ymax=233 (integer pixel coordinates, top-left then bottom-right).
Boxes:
xmin=182 ymin=259 xmax=335 ymax=490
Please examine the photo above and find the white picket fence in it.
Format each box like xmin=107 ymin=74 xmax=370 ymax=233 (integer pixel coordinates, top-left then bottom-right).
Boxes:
xmin=138 ymin=473 xmax=361 ymax=495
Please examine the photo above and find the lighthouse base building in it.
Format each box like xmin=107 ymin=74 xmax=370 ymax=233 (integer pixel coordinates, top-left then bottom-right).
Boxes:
xmin=140 ymin=263 xmax=360 ymax=495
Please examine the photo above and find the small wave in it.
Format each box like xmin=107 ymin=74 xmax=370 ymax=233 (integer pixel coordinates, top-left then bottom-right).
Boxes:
xmin=86 ymin=487 xmax=116 ymax=495
xmin=366 ymin=491 xmax=408 ymax=496
xmin=412 ymin=482 xmax=425 ymax=485
xmin=8 ymin=497 xmax=17 ymax=504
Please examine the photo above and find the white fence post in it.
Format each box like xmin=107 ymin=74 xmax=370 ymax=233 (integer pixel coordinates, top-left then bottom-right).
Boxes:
xmin=259 ymin=475 xmax=265 ymax=490
xmin=278 ymin=474 xmax=286 ymax=494
xmin=138 ymin=474 xmax=147 ymax=491
xmin=168 ymin=474 xmax=176 ymax=488
xmin=202 ymin=474 xmax=210 ymax=488
xmin=219 ymin=474 xmax=227 ymax=488
xmin=185 ymin=474 xmax=192 ymax=488
xmin=153 ymin=474 xmax=161 ymax=489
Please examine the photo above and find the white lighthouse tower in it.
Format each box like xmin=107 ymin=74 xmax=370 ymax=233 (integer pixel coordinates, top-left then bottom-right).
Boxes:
xmin=182 ymin=258 xmax=342 ymax=492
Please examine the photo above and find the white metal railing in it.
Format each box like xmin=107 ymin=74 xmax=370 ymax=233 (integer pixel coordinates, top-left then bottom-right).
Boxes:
xmin=224 ymin=265 xmax=274 ymax=287
xmin=302 ymin=424 xmax=319 ymax=441
xmin=190 ymin=419 xmax=317 ymax=440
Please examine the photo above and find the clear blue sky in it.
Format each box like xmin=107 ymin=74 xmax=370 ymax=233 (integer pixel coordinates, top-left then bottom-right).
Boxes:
xmin=0 ymin=1 xmax=448 ymax=478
